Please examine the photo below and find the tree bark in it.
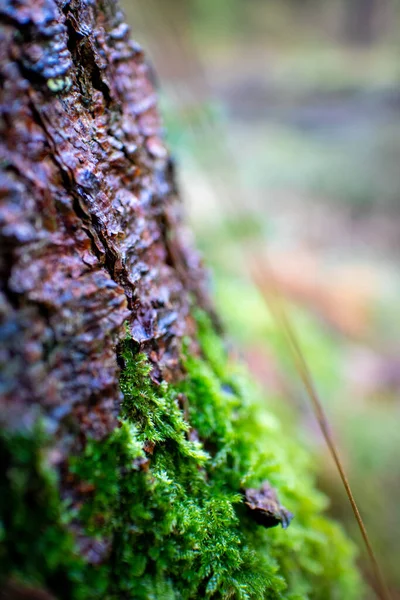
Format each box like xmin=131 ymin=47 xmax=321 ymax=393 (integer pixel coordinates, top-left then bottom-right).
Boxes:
xmin=0 ymin=0 xmax=205 ymax=436
xmin=0 ymin=0 xmax=208 ymax=588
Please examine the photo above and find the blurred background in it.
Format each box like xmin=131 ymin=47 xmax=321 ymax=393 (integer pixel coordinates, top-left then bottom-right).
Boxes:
xmin=122 ymin=1 xmax=400 ymax=597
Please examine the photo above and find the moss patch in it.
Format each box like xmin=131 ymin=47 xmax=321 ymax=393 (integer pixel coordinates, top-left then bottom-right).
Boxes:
xmin=0 ymin=425 xmax=89 ymax=598
xmin=1 ymin=311 xmax=362 ymax=599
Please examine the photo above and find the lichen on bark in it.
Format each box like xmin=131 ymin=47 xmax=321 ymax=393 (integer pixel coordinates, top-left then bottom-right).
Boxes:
xmin=0 ymin=0 xmax=362 ymax=598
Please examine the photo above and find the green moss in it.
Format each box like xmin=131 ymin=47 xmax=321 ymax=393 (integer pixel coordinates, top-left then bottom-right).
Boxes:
xmin=0 ymin=425 xmax=87 ymax=598
xmin=1 ymin=311 xmax=363 ymax=598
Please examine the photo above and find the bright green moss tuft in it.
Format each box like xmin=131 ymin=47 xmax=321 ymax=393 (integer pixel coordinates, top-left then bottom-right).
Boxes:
xmin=1 ymin=311 xmax=363 ymax=598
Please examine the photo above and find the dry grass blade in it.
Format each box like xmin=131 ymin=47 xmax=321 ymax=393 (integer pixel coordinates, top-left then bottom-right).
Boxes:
xmin=249 ymin=255 xmax=392 ymax=600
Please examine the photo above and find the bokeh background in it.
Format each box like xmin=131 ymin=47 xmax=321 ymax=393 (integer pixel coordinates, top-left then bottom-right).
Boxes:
xmin=122 ymin=1 xmax=400 ymax=597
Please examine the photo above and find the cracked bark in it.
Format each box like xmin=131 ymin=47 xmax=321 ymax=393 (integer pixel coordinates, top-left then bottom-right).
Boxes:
xmin=0 ymin=0 xmax=209 ymax=567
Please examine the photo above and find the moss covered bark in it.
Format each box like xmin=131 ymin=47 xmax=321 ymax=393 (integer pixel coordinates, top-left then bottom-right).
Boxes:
xmin=1 ymin=311 xmax=362 ymax=598
xmin=0 ymin=0 xmax=362 ymax=597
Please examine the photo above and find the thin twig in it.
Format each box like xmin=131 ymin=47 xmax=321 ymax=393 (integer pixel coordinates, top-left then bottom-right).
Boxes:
xmin=250 ymin=255 xmax=391 ymax=600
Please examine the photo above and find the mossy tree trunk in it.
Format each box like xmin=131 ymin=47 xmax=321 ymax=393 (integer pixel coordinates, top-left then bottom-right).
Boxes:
xmin=0 ymin=1 xmax=362 ymax=599
xmin=0 ymin=0 xmax=208 ymax=463
xmin=0 ymin=0 xmax=205 ymax=593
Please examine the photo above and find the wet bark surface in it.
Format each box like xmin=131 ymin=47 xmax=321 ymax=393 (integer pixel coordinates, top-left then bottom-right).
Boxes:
xmin=0 ymin=0 xmax=206 ymax=445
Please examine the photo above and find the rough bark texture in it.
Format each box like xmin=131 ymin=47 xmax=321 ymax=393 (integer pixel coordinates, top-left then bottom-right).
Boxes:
xmin=0 ymin=0 xmax=206 ymax=443
xmin=0 ymin=3 xmax=210 ymax=578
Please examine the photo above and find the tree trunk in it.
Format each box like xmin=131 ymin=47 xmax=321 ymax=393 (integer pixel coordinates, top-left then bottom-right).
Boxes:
xmin=0 ymin=0 xmax=206 ymax=436
xmin=0 ymin=1 xmax=361 ymax=599
xmin=0 ymin=0 xmax=205 ymax=592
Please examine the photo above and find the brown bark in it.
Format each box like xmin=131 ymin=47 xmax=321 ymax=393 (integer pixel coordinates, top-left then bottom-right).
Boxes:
xmin=0 ymin=0 xmax=206 ymax=447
